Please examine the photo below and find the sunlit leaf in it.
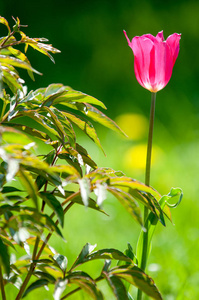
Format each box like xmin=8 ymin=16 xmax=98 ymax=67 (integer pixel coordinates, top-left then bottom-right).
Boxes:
xmin=136 ymin=187 xmax=183 ymax=269
xmin=7 ymin=46 xmax=35 ymax=80
xmin=0 ymin=55 xmax=41 ymax=75
xmin=66 ymin=271 xmax=104 ymax=300
xmin=52 ymin=86 xmax=107 ymax=109
xmin=51 ymin=254 xmax=68 ymax=274
xmin=63 ymin=111 xmax=104 ymax=153
xmin=0 ymin=16 xmax=11 ymax=33
xmin=71 ymin=243 xmax=97 ymax=270
xmin=84 ymin=248 xmax=133 ymax=264
xmin=39 ymin=192 xmax=64 ymax=227
xmin=110 ymin=265 xmax=162 ymax=300
xmin=107 ymin=187 xmax=143 ymax=227
xmin=104 ymin=274 xmax=128 ymax=300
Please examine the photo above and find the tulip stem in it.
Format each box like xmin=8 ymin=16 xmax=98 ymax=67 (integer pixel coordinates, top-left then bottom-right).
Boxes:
xmin=137 ymin=92 xmax=156 ymax=300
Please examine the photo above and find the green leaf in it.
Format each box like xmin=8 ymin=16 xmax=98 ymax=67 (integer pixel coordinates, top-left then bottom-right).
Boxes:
xmin=7 ymin=46 xmax=35 ymax=80
xmin=62 ymin=111 xmax=104 ymax=153
xmin=0 ymin=55 xmax=41 ymax=75
xmin=85 ymin=248 xmax=133 ymax=264
xmin=66 ymin=271 xmax=104 ymax=300
xmin=39 ymin=192 xmax=64 ymax=227
xmin=83 ymin=104 xmax=127 ymax=136
xmin=20 ymin=33 xmax=61 ymax=63
xmin=5 ymin=123 xmax=50 ymax=142
xmin=1 ymin=126 xmax=33 ymax=146
xmin=1 ymin=186 xmax=22 ymax=193
xmin=18 ymin=169 xmax=38 ymax=210
xmin=107 ymin=187 xmax=143 ymax=227
xmin=22 ymin=279 xmax=49 ymax=298
xmin=51 ymin=254 xmax=68 ymax=274
xmin=33 ymin=271 xmax=56 ymax=283
xmin=136 ymin=187 xmax=183 ymax=268
xmin=110 ymin=265 xmax=162 ymax=300
xmin=71 ymin=243 xmax=97 ymax=270
xmin=0 ymin=16 xmax=11 ymax=33
xmin=0 ymin=237 xmax=10 ymax=276
xmin=52 ymin=86 xmax=107 ymax=109
xmin=1 ymin=68 xmax=23 ymax=93
xmin=104 ymin=274 xmax=129 ymax=300
xmin=109 ymin=177 xmax=170 ymax=223
xmin=41 ymin=106 xmax=76 ymax=146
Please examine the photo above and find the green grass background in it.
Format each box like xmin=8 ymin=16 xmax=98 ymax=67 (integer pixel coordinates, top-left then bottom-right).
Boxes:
xmin=2 ymin=0 xmax=199 ymax=299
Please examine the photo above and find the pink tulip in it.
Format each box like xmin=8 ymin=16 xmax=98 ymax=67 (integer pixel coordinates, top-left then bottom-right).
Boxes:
xmin=124 ymin=30 xmax=181 ymax=93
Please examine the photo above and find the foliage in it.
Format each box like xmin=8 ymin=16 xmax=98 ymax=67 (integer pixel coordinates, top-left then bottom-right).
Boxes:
xmin=0 ymin=17 xmax=181 ymax=300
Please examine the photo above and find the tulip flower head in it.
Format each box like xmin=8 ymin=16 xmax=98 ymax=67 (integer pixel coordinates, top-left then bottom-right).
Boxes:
xmin=124 ymin=30 xmax=181 ymax=93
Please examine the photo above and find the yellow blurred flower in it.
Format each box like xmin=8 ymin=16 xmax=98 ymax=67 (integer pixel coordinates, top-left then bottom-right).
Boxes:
xmin=123 ymin=144 xmax=163 ymax=170
xmin=115 ymin=113 xmax=148 ymax=140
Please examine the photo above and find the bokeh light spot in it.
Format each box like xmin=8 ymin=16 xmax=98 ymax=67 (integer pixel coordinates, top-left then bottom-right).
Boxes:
xmin=115 ymin=113 xmax=148 ymax=140
xmin=123 ymin=144 xmax=164 ymax=170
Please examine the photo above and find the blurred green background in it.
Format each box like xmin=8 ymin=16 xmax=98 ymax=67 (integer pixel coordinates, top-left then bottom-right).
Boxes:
xmin=2 ymin=0 xmax=199 ymax=299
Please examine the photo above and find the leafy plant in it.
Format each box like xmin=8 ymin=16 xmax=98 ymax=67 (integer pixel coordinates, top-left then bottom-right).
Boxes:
xmin=0 ymin=17 xmax=182 ymax=300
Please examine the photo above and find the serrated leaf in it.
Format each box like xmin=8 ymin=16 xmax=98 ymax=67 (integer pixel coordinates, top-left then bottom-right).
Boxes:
xmin=40 ymin=192 xmax=64 ymax=227
xmin=110 ymin=265 xmax=162 ymax=300
xmin=66 ymin=271 xmax=104 ymax=300
xmin=107 ymin=187 xmax=143 ymax=227
xmin=83 ymin=104 xmax=126 ymax=136
xmin=0 ymin=237 xmax=10 ymax=276
xmin=7 ymin=46 xmax=35 ymax=80
xmin=109 ymin=177 xmax=170 ymax=222
xmin=63 ymin=111 xmax=104 ymax=153
xmin=52 ymin=86 xmax=107 ymax=109
xmin=0 ymin=55 xmax=41 ymax=75
xmin=85 ymin=248 xmax=133 ymax=264
xmin=71 ymin=243 xmax=97 ymax=270
xmin=22 ymin=279 xmax=49 ymax=298
xmin=104 ymin=274 xmax=129 ymax=300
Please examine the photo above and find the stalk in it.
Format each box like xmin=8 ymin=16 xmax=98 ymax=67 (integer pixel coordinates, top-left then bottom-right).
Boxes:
xmin=137 ymin=92 xmax=156 ymax=300
xmin=0 ymin=265 xmax=6 ymax=300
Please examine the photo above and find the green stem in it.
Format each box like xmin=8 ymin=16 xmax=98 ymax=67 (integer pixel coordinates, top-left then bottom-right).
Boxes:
xmin=137 ymin=92 xmax=156 ymax=300
xmin=0 ymin=265 xmax=6 ymax=300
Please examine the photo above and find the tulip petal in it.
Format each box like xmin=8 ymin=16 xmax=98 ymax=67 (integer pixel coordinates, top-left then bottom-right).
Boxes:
xmin=166 ymin=33 xmax=181 ymax=65
xmin=156 ymin=31 xmax=164 ymax=42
